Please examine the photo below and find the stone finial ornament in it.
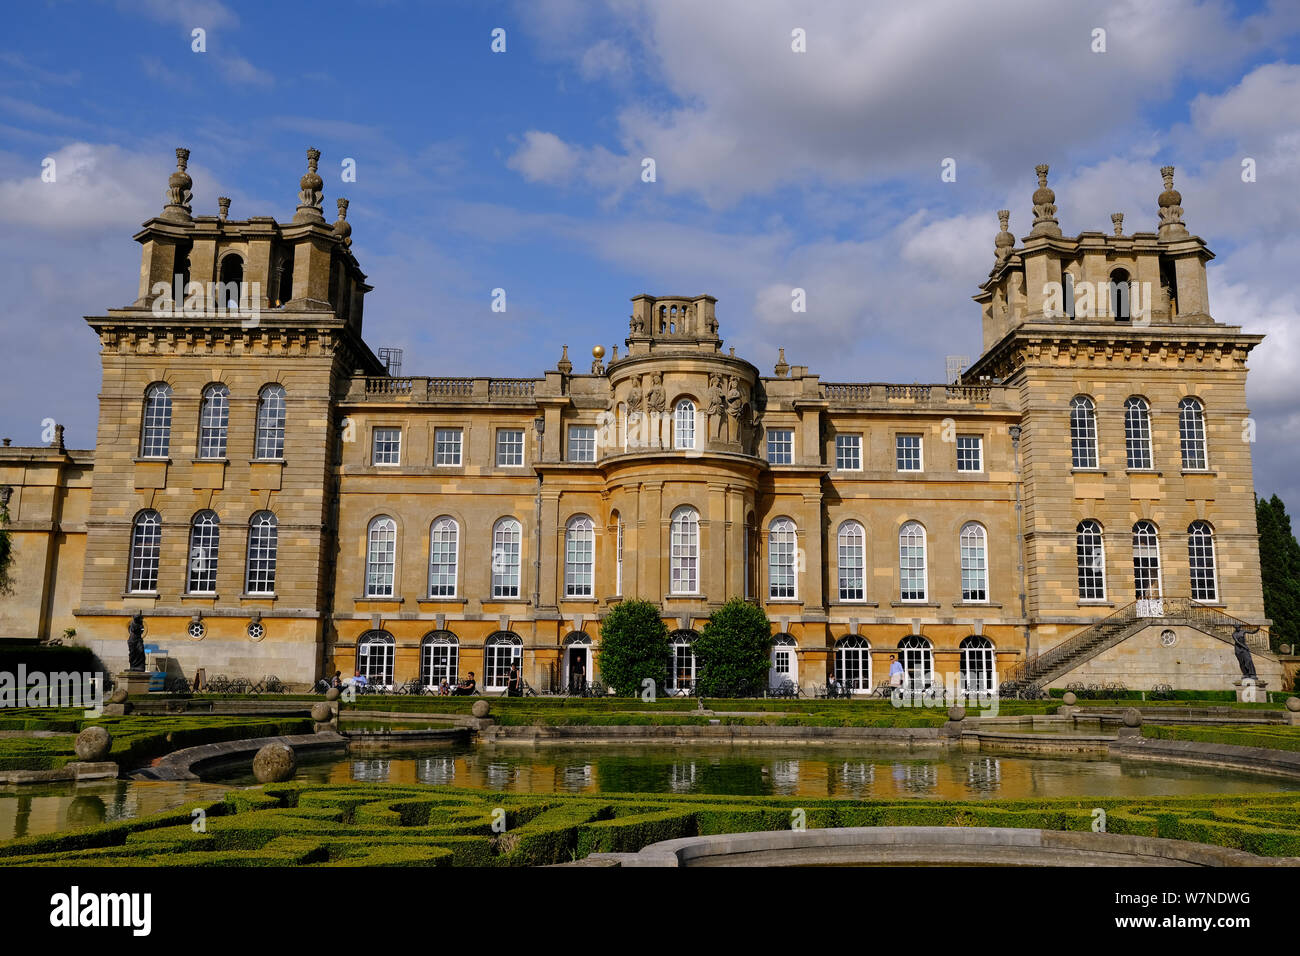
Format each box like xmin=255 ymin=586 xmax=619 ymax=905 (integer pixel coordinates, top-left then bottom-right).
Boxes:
xmin=294 ymin=147 xmax=325 ymax=223
xmin=1029 ymin=164 xmax=1061 ymax=237
xmin=557 ymin=344 xmax=572 ymax=375
xmin=774 ymin=347 xmax=789 ymax=378
xmin=333 ymin=198 xmax=352 ymax=248
xmin=217 ymin=196 xmax=231 ymax=221
xmin=1111 ymin=212 xmax=1124 ymax=236
xmin=993 ymin=209 xmax=1015 ymax=266
xmin=1157 ymin=165 xmax=1188 ymax=238
xmin=162 ymin=147 xmax=193 ymax=222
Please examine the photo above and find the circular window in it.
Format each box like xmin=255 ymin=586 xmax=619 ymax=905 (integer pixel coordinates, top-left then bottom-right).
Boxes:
xmin=247 ymin=620 xmax=266 ymax=641
xmin=1160 ymin=629 xmax=1177 ymax=647
xmin=187 ymin=619 xmax=206 ymax=640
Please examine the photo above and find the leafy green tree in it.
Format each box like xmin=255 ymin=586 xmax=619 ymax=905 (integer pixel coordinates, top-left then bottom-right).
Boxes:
xmin=694 ymin=598 xmax=773 ymax=697
xmin=1257 ymin=494 xmax=1300 ymax=651
xmin=596 ymin=600 xmax=669 ymax=697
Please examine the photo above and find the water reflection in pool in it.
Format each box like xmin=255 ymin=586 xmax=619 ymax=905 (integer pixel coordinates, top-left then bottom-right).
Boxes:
xmin=218 ymin=743 xmax=1299 ymax=801
xmin=0 ymin=779 xmax=230 ymax=842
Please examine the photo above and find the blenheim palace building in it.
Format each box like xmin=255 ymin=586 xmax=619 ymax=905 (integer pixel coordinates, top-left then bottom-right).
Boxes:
xmin=0 ymin=150 xmax=1280 ymax=695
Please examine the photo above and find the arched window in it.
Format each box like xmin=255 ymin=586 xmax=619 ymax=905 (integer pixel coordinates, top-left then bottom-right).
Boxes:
xmin=245 ymin=511 xmax=277 ymax=594
xmin=898 ymin=635 xmax=934 ymax=690
xmin=669 ymin=506 xmax=699 ymax=594
xmin=485 ymin=632 xmax=522 ymax=692
xmin=492 ymin=517 xmax=522 ymax=598
xmin=217 ymin=253 xmax=244 ymax=311
xmin=960 ymin=522 xmax=988 ymax=602
xmin=835 ymin=636 xmax=870 ymax=692
xmin=667 ymin=630 xmax=696 ymax=693
xmin=1076 ymin=519 xmax=1106 ymax=601
xmin=565 ymin=515 xmax=595 ymax=598
xmin=187 ymin=510 xmax=219 ymax=593
xmin=1179 ymin=398 xmax=1207 ymax=470
xmin=769 ymin=517 xmax=798 ymax=600
xmin=428 ymin=516 xmax=458 ymax=598
xmin=899 ymin=521 xmax=927 ymax=602
xmin=198 ymin=384 xmax=230 ymax=459
xmin=255 ymin=385 xmax=286 ymax=460
xmin=1188 ymin=521 xmax=1218 ymax=603
xmin=420 ymin=630 xmax=458 ymax=688
xmin=1109 ymin=268 xmax=1131 ymax=321
xmin=1070 ymin=396 xmax=1098 ymax=469
xmin=357 ymin=630 xmax=395 ymax=688
xmin=770 ymin=634 xmax=798 ymax=689
xmin=1133 ymin=521 xmax=1162 ymax=600
xmin=674 ymin=399 xmax=696 ymax=450
xmin=1124 ymin=396 xmax=1152 ymax=470
xmin=614 ymin=513 xmax=623 ymax=597
xmin=837 ymin=520 xmax=866 ymax=602
xmin=140 ymin=384 xmax=173 ymax=458
xmin=129 ymin=510 xmax=162 ymax=592
xmin=366 ymin=516 xmax=397 ymax=597
xmin=959 ymin=636 xmax=996 ymax=693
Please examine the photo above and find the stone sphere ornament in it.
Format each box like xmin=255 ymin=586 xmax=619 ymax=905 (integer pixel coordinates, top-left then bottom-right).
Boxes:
xmin=252 ymin=743 xmax=296 ymax=783
xmin=592 ymin=345 xmax=605 ymax=359
xmin=1286 ymin=697 xmax=1300 ymax=713
xmin=946 ymin=706 xmax=966 ymax=722
xmin=109 ymin=688 xmax=128 ymax=705
xmin=471 ymin=700 xmax=490 ymax=718
xmin=1122 ymin=707 xmax=1143 ymax=728
xmin=1062 ymin=692 xmax=1077 ymax=706
xmin=310 ymin=702 xmax=332 ymax=722
xmin=74 ymin=726 xmax=112 ymax=762
xmin=325 ymin=687 xmax=341 ymax=702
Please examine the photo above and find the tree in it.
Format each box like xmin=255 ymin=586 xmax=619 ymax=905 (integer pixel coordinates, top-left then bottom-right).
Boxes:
xmin=694 ymin=598 xmax=773 ymax=697
xmin=1256 ymin=494 xmax=1300 ymax=652
xmin=595 ymin=600 xmax=669 ymax=697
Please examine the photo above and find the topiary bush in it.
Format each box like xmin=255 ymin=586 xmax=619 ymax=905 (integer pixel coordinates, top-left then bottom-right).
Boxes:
xmin=694 ymin=599 xmax=773 ymax=697
xmin=595 ymin=600 xmax=669 ymax=697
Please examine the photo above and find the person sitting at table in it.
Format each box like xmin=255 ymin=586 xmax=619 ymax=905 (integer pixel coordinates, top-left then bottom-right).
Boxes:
xmin=438 ymin=678 xmax=451 ymax=696
xmin=452 ymin=671 xmax=477 ymax=696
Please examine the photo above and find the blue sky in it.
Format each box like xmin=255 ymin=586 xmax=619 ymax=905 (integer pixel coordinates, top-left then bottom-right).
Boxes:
xmin=2 ymin=0 xmax=1299 ymax=502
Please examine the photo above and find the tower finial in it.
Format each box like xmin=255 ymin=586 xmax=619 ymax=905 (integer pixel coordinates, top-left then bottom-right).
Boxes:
xmin=293 ymin=147 xmax=325 ymax=223
xmin=333 ymin=197 xmax=352 ymax=248
xmin=1029 ymin=164 xmax=1061 ymax=237
xmin=161 ymin=147 xmax=193 ymax=222
xmin=557 ymin=344 xmax=572 ymax=375
xmin=1157 ymin=165 xmax=1187 ymax=238
xmin=217 ymin=196 xmax=231 ymax=221
xmin=993 ymin=209 xmax=1014 ymax=268
xmin=1111 ymin=212 xmax=1124 ymax=236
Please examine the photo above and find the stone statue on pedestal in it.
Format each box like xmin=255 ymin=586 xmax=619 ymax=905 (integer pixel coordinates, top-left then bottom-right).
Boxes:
xmin=706 ymin=374 xmax=725 ymax=439
xmin=1232 ymin=624 xmax=1260 ymax=680
xmin=127 ymin=611 xmax=146 ymax=672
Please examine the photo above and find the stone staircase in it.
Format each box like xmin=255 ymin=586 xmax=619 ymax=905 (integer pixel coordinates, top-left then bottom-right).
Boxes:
xmin=1003 ymin=599 xmax=1268 ymax=694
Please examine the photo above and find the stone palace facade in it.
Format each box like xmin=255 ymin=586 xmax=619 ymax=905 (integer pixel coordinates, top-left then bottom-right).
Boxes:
xmin=0 ymin=150 xmax=1280 ymax=694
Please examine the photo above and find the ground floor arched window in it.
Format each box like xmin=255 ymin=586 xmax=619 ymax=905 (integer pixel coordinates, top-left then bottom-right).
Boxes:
xmin=357 ymin=630 xmax=395 ymax=689
xmin=898 ymin=635 xmax=934 ymax=691
xmin=484 ymin=632 xmax=522 ymax=692
xmin=959 ymin=636 xmax=995 ymax=694
xmin=835 ymin=636 xmax=871 ymax=692
xmin=420 ymin=631 xmax=459 ymax=688
xmin=563 ymin=631 xmax=593 ymax=694
xmin=667 ymin=630 xmax=697 ymax=694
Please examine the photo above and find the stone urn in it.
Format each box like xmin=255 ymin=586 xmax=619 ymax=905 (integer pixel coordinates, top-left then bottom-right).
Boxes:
xmin=74 ymin=726 xmax=112 ymax=762
xmin=252 ymin=743 xmax=296 ymax=783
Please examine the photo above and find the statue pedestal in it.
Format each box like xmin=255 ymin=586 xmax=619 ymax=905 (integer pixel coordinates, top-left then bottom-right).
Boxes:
xmin=115 ymin=671 xmax=152 ymax=697
xmin=1233 ymin=678 xmax=1267 ymax=703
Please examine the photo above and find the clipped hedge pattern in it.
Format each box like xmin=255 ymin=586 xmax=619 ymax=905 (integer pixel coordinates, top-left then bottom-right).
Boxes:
xmin=4 ymin=784 xmax=1300 ymax=866
xmin=1142 ymin=724 xmax=1300 ymax=752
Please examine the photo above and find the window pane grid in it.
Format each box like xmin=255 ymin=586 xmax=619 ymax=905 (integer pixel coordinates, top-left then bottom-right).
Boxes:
xmin=899 ymin=522 xmax=927 ymax=601
xmin=675 ymin=401 xmax=696 ymax=450
xmin=496 ymin=429 xmax=524 ymax=467
xmin=960 ymin=523 xmax=987 ymax=601
xmin=141 ymin=385 xmax=172 ymax=458
xmin=956 ymin=435 xmax=982 ymax=472
xmin=835 ymin=637 xmax=870 ymax=691
xmin=435 ymin=428 xmax=462 ymax=466
xmin=492 ymin=519 xmax=522 ymax=598
xmin=366 ymin=518 xmax=397 ymax=597
xmin=837 ymin=522 xmax=865 ymax=601
xmin=372 ymin=428 xmax=401 ymax=465
xmin=1076 ymin=520 xmax=1106 ymax=600
xmin=198 ymin=385 xmax=229 ymax=459
xmin=565 ymin=517 xmax=594 ymax=597
xmin=767 ymin=430 xmax=793 ymax=464
xmin=960 ymin=638 xmax=995 ymax=693
xmin=836 ymin=434 xmax=862 ymax=470
xmin=421 ymin=638 xmax=459 ymax=687
xmin=246 ymin=512 xmax=278 ymax=594
xmin=1133 ymin=521 xmax=1162 ymax=600
xmin=255 ymin=386 xmax=286 ymax=460
xmin=485 ymin=637 xmax=521 ymax=691
xmin=1124 ymin=398 xmax=1153 ymax=469
xmin=896 ymin=435 xmax=922 ymax=471
xmin=1179 ymin=399 xmax=1207 ymax=470
xmin=670 ymin=508 xmax=698 ymax=594
xmin=129 ymin=511 xmax=162 ymax=592
xmin=358 ymin=634 xmax=394 ymax=687
xmin=1188 ymin=522 xmax=1218 ymax=602
xmin=187 ymin=511 xmax=219 ymax=593
xmin=769 ymin=519 xmax=797 ymax=600
xmin=1071 ymin=397 xmax=1098 ymax=469
xmin=428 ymin=518 xmax=458 ymax=597
xmin=568 ymin=426 xmax=596 ymax=462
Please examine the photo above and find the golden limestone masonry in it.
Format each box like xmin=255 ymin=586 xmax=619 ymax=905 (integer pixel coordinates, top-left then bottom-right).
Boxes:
xmin=0 ymin=151 xmax=1278 ymax=695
